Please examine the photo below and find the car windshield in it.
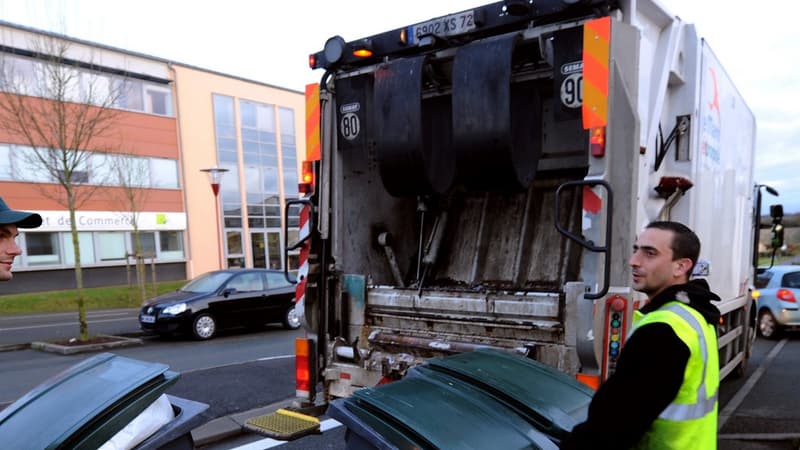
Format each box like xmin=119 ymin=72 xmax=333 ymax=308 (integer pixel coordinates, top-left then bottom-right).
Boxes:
xmin=180 ymin=272 xmax=231 ymax=293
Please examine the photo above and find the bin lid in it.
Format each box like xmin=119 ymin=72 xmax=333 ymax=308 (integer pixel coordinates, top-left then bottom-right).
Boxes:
xmin=342 ymin=370 xmax=559 ymax=450
xmin=425 ymin=348 xmax=594 ymax=439
xmin=330 ymin=349 xmax=594 ymax=449
xmin=0 ymin=352 xmax=180 ymax=450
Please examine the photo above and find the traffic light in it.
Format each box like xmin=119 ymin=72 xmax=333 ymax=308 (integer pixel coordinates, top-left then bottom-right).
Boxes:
xmin=771 ymin=223 xmax=784 ymax=249
xmin=770 ymin=204 xmax=784 ymax=249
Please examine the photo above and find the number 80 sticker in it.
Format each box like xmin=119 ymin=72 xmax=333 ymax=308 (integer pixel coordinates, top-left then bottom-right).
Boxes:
xmin=340 ymin=113 xmax=361 ymax=140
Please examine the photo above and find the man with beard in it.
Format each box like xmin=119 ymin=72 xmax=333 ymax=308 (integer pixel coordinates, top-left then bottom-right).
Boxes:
xmin=562 ymin=221 xmax=720 ymax=449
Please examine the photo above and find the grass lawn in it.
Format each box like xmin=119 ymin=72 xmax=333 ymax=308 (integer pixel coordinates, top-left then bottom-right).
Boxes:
xmin=0 ymin=280 xmax=186 ymax=315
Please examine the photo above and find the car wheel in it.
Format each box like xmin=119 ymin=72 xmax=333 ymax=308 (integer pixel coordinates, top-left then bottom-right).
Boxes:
xmin=758 ymin=310 xmax=782 ymax=340
xmin=192 ymin=312 xmax=217 ymax=340
xmin=283 ymin=305 xmax=301 ymax=330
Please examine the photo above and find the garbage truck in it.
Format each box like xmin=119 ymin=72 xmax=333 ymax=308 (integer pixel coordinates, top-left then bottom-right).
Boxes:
xmin=261 ymin=0 xmax=778 ymax=440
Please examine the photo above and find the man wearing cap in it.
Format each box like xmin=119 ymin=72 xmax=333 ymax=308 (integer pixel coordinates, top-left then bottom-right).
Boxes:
xmin=0 ymin=197 xmax=43 ymax=281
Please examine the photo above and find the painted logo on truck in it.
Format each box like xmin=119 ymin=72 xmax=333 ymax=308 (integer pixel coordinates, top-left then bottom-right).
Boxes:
xmin=701 ymin=66 xmax=721 ymax=164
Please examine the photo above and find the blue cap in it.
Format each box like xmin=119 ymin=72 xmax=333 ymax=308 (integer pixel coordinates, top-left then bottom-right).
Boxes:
xmin=0 ymin=197 xmax=42 ymax=228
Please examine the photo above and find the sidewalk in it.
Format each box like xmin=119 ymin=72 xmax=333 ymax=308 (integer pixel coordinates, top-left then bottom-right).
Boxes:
xmin=191 ymin=398 xmax=297 ymax=447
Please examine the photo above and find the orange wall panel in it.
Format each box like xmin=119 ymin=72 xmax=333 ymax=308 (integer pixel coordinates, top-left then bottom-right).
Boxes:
xmin=0 ymin=94 xmax=178 ymax=159
xmin=0 ymin=182 xmax=183 ymax=212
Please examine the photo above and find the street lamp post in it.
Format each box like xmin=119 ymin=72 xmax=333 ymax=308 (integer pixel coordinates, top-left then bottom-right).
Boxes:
xmin=201 ymin=166 xmax=229 ymax=269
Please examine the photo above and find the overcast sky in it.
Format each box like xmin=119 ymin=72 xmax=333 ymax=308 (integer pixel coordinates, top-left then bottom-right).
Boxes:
xmin=1 ymin=0 xmax=798 ymax=213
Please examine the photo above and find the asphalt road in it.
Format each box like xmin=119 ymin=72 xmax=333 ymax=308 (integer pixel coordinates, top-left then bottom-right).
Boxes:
xmin=0 ymin=308 xmax=144 ymax=347
xmin=202 ymin=335 xmax=800 ymax=450
xmin=0 ymin=324 xmax=302 ymax=408
xmin=3 ymin=310 xmax=799 ymax=450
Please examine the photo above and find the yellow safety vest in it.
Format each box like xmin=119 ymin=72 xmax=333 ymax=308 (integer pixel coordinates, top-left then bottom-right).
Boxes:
xmin=630 ymin=301 xmax=719 ymax=450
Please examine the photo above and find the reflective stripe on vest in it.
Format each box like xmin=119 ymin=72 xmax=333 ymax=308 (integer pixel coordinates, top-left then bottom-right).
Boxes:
xmin=657 ymin=304 xmax=717 ymax=421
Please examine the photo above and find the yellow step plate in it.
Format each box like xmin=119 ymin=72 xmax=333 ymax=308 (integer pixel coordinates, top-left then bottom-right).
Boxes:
xmin=244 ymin=408 xmax=321 ymax=440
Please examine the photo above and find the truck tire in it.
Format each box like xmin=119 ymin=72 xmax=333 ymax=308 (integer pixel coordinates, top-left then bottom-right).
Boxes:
xmin=732 ymin=316 xmax=756 ymax=378
xmin=192 ymin=312 xmax=217 ymax=340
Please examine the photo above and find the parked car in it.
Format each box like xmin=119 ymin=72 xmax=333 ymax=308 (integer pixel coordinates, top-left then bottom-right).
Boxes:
xmin=753 ymin=265 xmax=800 ymax=339
xmin=139 ymin=269 xmax=300 ymax=340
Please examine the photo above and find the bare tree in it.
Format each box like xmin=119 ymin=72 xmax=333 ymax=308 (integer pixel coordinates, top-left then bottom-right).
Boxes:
xmin=107 ymin=153 xmax=151 ymax=304
xmin=0 ymin=34 xmax=124 ymax=341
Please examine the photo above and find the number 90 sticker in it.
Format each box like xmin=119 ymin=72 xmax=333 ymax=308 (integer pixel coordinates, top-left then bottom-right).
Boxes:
xmin=560 ymin=73 xmax=583 ymax=109
xmin=340 ymin=113 xmax=361 ymax=140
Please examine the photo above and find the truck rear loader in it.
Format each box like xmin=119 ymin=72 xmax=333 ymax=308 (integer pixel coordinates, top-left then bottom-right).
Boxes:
xmin=255 ymin=0 xmax=780 ymax=444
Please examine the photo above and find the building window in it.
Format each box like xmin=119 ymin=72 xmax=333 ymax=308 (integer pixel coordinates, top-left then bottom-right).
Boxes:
xmin=114 ymin=78 xmax=144 ymax=111
xmin=226 ymin=230 xmax=243 ymax=255
xmin=5 ymin=147 xmax=179 ymax=189
xmin=25 ymin=232 xmax=61 ymax=265
xmin=131 ymin=231 xmax=156 ymax=257
xmin=213 ymin=94 xmax=242 ymax=247
xmin=97 ymin=232 xmax=128 ymax=261
xmin=15 ymin=146 xmax=51 ymax=182
xmin=279 ymin=107 xmax=298 ymax=198
xmin=2 ymin=54 xmax=172 ymax=116
xmin=145 ymin=86 xmax=172 ymax=116
xmin=0 ymin=144 xmax=10 ymax=180
xmin=62 ymin=232 xmax=95 ymax=265
xmin=150 ymin=158 xmax=179 ymax=188
xmin=159 ymin=231 xmax=184 ymax=259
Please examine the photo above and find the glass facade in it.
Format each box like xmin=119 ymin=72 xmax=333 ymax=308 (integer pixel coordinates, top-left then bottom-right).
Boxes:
xmin=1 ymin=54 xmax=174 ymax=117
xmin=13 ymin=230 xmax=184 ymax=270
xmin=0 ymin=144 xmax=179 ymax=189
xmin=212 ymin=94 xmax=300 ymax=271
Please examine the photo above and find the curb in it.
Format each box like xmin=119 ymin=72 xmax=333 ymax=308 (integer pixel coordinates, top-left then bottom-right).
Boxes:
xmin=0 ymin=343 xmax=30 ymax=352
xmin=30 ymin=334 xmax=143 ymax=355
xmin=0 ymin=331 xmax=154 ymax=353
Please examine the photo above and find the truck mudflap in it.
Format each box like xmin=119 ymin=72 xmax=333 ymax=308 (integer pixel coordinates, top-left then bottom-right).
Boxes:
xmin=327 ymin=348 xmax=593 ymax=450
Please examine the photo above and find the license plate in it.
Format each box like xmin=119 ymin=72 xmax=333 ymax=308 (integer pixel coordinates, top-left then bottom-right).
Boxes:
xmin=409 ymin=10 xmax=476 ymax=44
xmin=140 ymin=314 xmax=156 ymax=324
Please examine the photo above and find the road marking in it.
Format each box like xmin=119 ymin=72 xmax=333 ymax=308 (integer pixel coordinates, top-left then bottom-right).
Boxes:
xmin=0 ymin=310 xmax=136 ymax=321
xmin=256 ymin=355 xmax=295 ymax=362
xmin=0 ymin=317 xmax=136 ymax=332
xmin=231 ymin=419 xmax=343 ymax=450
xmin=719 ymin=432 xmax=800 ymax=440
xmin=718 ymin=337 xmax=787 ymax=430
xmin=182 ymin=355 xmax=294 ymax=374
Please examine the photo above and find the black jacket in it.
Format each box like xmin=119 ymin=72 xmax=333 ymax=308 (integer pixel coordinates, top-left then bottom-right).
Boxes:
xmin=560 ymin=279 xmax=721 ymax=450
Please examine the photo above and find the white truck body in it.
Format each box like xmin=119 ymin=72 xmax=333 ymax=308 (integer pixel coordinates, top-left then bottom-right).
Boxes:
xmin=291 ymin=0 xmax=758 ymax=405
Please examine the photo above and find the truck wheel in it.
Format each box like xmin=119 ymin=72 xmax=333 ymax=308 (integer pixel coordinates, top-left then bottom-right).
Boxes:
xmin=192 ymin=313 xmax=217 ymax=340
xmin=732 ymin=318 xmax=756 ymax=378
xmin=758 ymin=310 xmax=781 ymax=340
xmin=283 ymin=305 xmax=301 ymax=330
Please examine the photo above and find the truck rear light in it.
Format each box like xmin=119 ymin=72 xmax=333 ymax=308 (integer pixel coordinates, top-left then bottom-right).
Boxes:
xmin=299 ymin=160 xmax=314 ymax=194
xmin=777 ymin=289 xmax=797 ymax=303
xmin=576 ymin=372 xmax=600 ymax=390
xmin=352 ymin=39 xmax=373 ymax=58
xmin=296 ymin=338 xmax=311 ymax=397
xmin=590 ymin=127 xmax=606 ymax=157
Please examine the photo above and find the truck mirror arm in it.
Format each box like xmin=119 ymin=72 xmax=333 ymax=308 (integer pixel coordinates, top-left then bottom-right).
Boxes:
xmin=555 ymin=180 xmax=613 ymax=300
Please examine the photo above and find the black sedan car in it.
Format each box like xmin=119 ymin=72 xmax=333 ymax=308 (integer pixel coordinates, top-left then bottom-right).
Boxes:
xmin=139 ymin=269 xmax=300 ymax=340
